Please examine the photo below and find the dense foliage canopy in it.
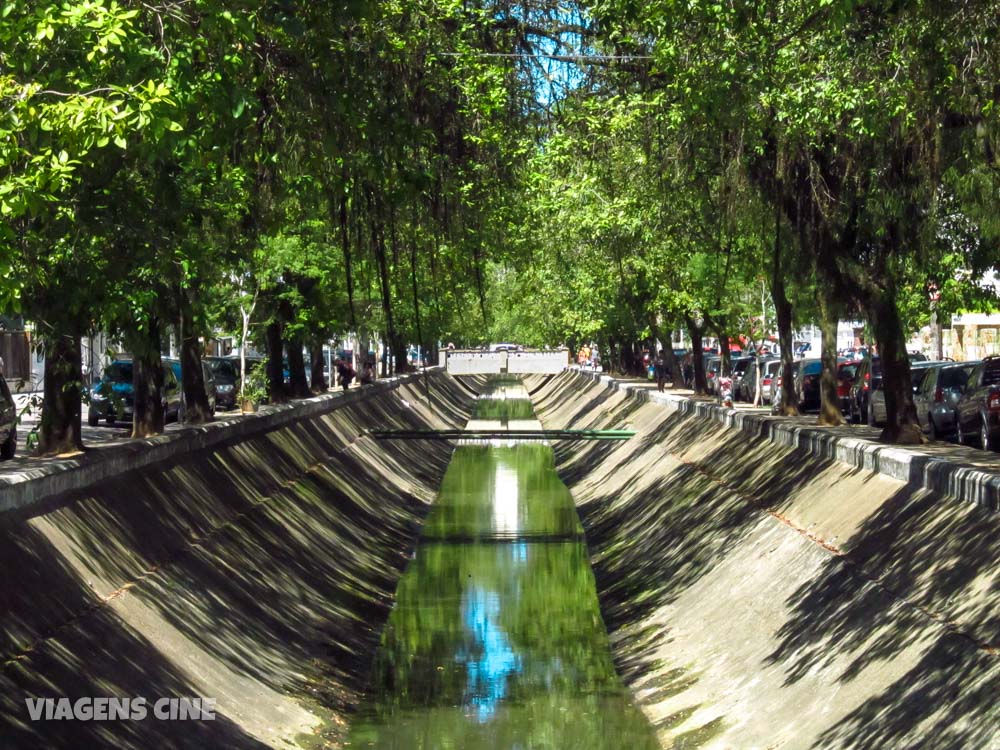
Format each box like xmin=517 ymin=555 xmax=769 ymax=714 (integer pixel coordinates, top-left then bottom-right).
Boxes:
xmin=2 ymin=0 xmax=999 ymax=448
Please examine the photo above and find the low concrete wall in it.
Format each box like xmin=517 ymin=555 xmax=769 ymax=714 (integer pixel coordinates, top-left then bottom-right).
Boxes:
xmin=532 ymin=369 xmax=1000 ymax=750
xmin=0 ymin=371 xmax=475 ymax=750
xmin=570 ymin=368 xmax=1000 ymax=512
xmin=1 ymin=370 xmax=444 ymax=515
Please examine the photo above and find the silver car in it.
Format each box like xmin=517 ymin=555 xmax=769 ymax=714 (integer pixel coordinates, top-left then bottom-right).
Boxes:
xmin=914 ymin=361 xmax=978 ymax=440
xmin=868 ymin=360 xmax=944 ymax=427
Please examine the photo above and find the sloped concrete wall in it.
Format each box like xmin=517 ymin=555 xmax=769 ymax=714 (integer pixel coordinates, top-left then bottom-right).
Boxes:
xmin=531 ymin=370 xmax=999 ymax=750
xmin=0 ymin=374 xmax=474 ymax=750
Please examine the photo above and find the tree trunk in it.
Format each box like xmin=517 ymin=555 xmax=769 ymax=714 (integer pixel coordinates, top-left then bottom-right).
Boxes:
xmin=180 ymin=317 xmax=211 ymax=424
xmin=651 ymin=316 xmax=683 ymax=387
xmin=132 ymin=327 xmax=165 ymax=439
xmin=718 ymin=332 xmax=731 ymax=376
xmin=392 ymin=337 xmax=411 ymax=375
xmin=685 ymin=315 xmax=708 ymax=394
xmin=372 ymin=211 xmax=400 ymax=375
xmin=285 ymin=332 xmax=310 ymax=398
xmin=770 ymin=199 xmax=799 ymax=416
xmin=310 ymin=340 xmax=326 ymax=391
xmin=265 ymin=320 xmax=286 ymax=403
xmin=38 ymin=329 xmax=83 ymax=455
xmin=816 ymin=285 xmax=845 ymax=426
xmin=871 ymin=293 xmax=923 ymax=443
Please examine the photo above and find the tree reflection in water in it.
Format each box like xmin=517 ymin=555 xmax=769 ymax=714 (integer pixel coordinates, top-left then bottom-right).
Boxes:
xmin=346 ymin=396 xmax=659 ymax=749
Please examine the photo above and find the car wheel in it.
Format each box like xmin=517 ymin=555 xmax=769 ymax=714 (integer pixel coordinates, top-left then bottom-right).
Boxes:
xmin=866 ymin=398 xmax=876 ymax=427
xmin=981 ymin=414 xmax=998 ymax=452
xmin=88 ymin=413 xmax=99 ymax=427
xmin=0 ymin=427 xmax=15 ymax=459
xmin=927 ymin=416 xmax=938 ymax=441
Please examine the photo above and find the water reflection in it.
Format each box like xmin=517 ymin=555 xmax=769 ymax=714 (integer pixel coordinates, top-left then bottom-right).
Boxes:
xmin=346 ymin=391 xmax=659 ymax=749
xmin=492 ymin=461 xmax=520 ymax=536
xmin=460 ymin=586 xmax=521 ymax=723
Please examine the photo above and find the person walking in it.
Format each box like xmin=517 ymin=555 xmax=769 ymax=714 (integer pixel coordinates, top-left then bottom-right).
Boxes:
xmin=360 ymin=361 xmax=375 ymax=385
xmin=334 ymin=359 xmax=356 ymax=392
xmin=654 ymin=350 xmax=668 ymax=392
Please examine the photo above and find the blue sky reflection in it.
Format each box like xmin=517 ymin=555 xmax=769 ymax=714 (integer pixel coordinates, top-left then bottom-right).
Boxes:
xmin=459 ymin=586 xmax=522 ymax=723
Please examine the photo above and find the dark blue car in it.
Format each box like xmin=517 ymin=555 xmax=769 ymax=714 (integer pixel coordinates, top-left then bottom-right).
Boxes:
xmin=87 ymin=360 xmax=181 ymax=426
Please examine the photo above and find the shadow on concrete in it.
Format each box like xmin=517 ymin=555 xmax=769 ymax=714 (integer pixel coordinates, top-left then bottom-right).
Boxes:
xmin=531 ymin=369 xmax=1000 ymax=749
xmin=0 ymin=374 xmax=475 ymax=749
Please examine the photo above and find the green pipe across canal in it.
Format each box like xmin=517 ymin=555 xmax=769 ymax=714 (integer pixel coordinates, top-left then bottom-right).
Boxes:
xmin=345 ymin=379 xmax=659 ymax=749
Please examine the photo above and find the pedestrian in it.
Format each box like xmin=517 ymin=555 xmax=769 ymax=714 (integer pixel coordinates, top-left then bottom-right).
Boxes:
xmin=334 ymin=359 xmax=355 ymax=391
xmin=360 ymin=361 xmax=375 ymax=385
xmin=654 ymin=349 xmax=668 ymax=392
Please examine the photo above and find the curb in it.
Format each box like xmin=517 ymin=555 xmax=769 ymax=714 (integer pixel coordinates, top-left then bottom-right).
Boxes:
xmin=0 ymin=369 xmax=440 ymax=515
xmin=570 ymin=368 xmax=1000 ymax=513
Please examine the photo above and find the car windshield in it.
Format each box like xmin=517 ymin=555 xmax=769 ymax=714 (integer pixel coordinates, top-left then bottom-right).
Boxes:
xmin=941 ymin=367 xmax=970 ymax=389
xmin=838 ymin=363 xmax=858 ymax=379
xmin=209 ymin=359 xmax=238 ymax=378
xmin=103 ymin=362 xmax=133 ymax=383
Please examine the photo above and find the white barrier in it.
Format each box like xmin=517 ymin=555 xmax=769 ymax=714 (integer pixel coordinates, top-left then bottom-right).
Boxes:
xmin=446 ymin=351 xmax=507 ymax=375
xmin=445 ymin=350 xmax=569 ymax=375
xmin=507 ymin=351 xmax=569 ymax=374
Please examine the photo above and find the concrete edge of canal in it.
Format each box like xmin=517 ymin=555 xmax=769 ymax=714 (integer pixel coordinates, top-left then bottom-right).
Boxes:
xmin=0 ymin=369 xmax=449 ymax=515
xmin=570 ymin=366 xmax=1000 ymax=512
xmin=530 ymin=368 xmax=1000 ymax=749
xmin=0 ymin=369 xmax=476 ymax=749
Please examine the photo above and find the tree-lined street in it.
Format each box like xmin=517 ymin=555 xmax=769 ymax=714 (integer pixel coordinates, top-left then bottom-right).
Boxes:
xmin=3 ymin=0 xmax=1000 ymax=455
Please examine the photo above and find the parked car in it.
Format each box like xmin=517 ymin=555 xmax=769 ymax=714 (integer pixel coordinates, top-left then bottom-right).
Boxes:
xmin=836 ymin=360 xmax=859 ymax=415
xmin=758 ymin=359 xmax=782 ymax=404
xmin=0 ymin=373 xmax=16 ymax=459
xmin=164 ymin=358 xmax=217 ymax=419
xmin=864 ymin=360 xmax=943 ymax=427
xmin=955 ymin=356 xmax=1000 ymax=450
xmin=770 ymin=361 xmax=802 ymax=414
xmin=206 ymin=356 xmax=238 ymax=410
xmin=791 ymin=358 xmax=824 ymax=412
xmin=88 ymin=359 xmax=182 ymax=426
xmin=848 ymin=357 xmax=880 ymax=425
xmin=735 ymin=359 xmax=760 ymax=402
xmin=914 ymin=361 xmax=978 ymax=440
xmin=736 ymin=357 xmax=775 ymax=402
xmin=705 ymin=356 xmax=722 ymax=394
xmin=728 ymin=357 xmax=753 ymax=399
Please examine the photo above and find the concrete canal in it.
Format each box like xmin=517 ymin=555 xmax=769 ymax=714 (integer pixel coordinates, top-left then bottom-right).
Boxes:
xmin=346 ymin=378 xmax=659 ymax=748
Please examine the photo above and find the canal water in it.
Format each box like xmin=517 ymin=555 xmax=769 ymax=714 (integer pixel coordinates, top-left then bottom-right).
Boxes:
xmin=346 ymin=378 xmax=659 ymax=749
